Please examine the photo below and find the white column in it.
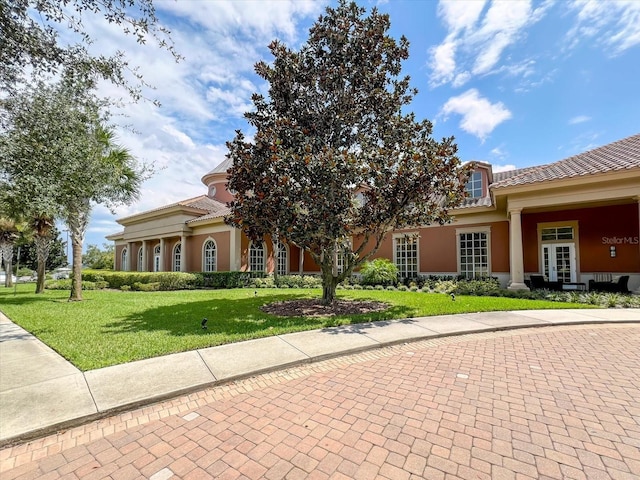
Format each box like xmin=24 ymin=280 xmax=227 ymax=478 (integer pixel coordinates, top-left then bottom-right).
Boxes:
xmin=508 ymin=208 xmax=529 ymax=290
xmin=230 ymin=228 xmax=242 ymax=271
xmin=141 ymin=241 xmax=147 ymax=272
xmin=299 ymin=246 xmax=304 ymax=274
xmin=127 ymin=242 xmax=134 ymax=271
xmin=180 ymin=235 xmax=187 ymax=272
xmin=159 ymin=238 xmax=165 ymax=272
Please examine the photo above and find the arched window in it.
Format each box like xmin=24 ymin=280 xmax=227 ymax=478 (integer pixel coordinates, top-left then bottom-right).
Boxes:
xmin=154 ymin=244 xmax=161 ymax=272
xmin=275 ymin=242 xmax=288 ymax=275
xmin=249 ymin=242 xmax=265 ymax=272
xmin=173 ymin=243 xmax=181 ymax=272
xmin=137 ymin=247 xmax=143 ymax=272
xmin=121 ymin=247 xmax=128 ymax=271
xmin=203 ymin=239 xmax=217 ymax=272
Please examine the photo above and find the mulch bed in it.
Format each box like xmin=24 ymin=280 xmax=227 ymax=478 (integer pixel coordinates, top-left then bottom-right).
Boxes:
xmin=260 ymin=299 xmax=389 ymax=317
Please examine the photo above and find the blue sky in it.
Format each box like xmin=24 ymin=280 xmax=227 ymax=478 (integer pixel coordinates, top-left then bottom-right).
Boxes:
xmin=82 ymin=0 xmax=640 ymax=251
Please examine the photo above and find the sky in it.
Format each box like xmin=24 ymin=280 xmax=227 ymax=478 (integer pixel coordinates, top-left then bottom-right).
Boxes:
xmin=76 ymin=0 xmax=640 ymax=251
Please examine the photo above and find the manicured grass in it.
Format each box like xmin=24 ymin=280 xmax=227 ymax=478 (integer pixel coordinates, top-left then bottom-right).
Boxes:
xmin=0 ymin=284 xmax=593 ymax=371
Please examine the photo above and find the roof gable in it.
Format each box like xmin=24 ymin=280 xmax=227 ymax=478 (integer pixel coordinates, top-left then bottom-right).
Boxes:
xmin=491 ymin=133 xmax=640 ymax=189
xmin=117 ymin=195 xmax=229 ymax=225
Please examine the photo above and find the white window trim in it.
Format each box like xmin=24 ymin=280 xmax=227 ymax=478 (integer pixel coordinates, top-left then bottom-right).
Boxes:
xmin=202 ymin=238 xmax=217 ymax=272
xmin=121 ymin=247 xmax=128 ymax=271
xmin=275 ymin=241 xmax=289 ymax=275
xmin=137 ymin=247 xmax=143 ymax=272
xmin=336 ymin=238 xmax=353 ymax=275
xmin=248 ymin=241 xmax=266 ymax=272
xmin=456 ymin=226 xmax=492 ymax=278
xmin=153 ymin=244 xmax=161 ymax=272
xmin=173 ymin=242 xmax=181 ymax=272
xmin=466 ymin=171 xmax=483 ymax=198
xmin=536 ymin=220 xmax=580 ymax=276
xmin=392 ymin=232 xmax=420 ymax=278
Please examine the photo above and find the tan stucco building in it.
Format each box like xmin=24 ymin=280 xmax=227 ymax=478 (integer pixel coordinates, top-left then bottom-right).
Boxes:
xmin=108 ymin=134 xmax=640 ymax=292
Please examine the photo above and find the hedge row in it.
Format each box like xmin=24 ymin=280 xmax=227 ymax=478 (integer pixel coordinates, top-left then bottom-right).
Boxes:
xmin=81 ymin=270 xmax=264 ymax=290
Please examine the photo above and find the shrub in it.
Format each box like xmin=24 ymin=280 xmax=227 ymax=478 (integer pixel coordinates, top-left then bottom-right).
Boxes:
xmin=130 ymin=282 xmax=159 ymax=291
xmin=453 ymin=278 xmax=501 ymax=296
xmin=195 ymin=271 xmax=257 ymax=289
xmin=45 ymin=279 xmax=105 ymax=290
xmin=273 ymin=274 xmax=322 ymax=289
xmin=397 ymin=285 xmax=408 ymax=291
xmin=360 ymin=258 xmax=398 ymax=286
xmin=16 ymin=267 xmax=34 ymax=277
xmin=433 ymin=280 xmax=457 ymax=294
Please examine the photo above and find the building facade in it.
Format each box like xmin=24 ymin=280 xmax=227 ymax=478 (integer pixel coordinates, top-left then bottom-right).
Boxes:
xmin=108 ymin=134 xmax=640 ymax=292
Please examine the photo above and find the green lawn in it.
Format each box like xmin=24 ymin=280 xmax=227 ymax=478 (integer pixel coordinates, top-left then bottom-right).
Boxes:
xmin=0 ymin=284 xmax=593 ymax=371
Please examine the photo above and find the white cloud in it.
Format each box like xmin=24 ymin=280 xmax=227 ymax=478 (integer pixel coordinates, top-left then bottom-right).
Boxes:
xmin=440 ymin=89 xmax=512 ymax=140
xmin=566 ymin=0 xmax=640 ymax=54
xmin=70 ymin=1 xmax=322 ymax=249
xmin=437 ymin=0 xmax=487 ymax=34
xmin=429 ymin=39 xmax=458 ymax=86
xmin=471 ymin=1 xmax=533 ymax=75
xmin=428 ymin=0 xmax=549 ymax=87
xmin=490 ymin=145 xmax=508 ymax=160
xmin=569 ymin=115 xmax=591 ymax=125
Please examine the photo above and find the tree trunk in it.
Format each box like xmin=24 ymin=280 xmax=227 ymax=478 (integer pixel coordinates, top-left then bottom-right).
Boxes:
xmin=69 ymin=233 xmax=83 ymax=301
xmin=1 ymin=244 xmax=14 ymax=288
xmin=34 ymin=235 xmax=51 ymax=294
xmin=321 ymin=278 xmax=339 ymax=304
xmin=320 ymin=264 xmax=339 ymax=305
xmin=67 ymin=204 xmax=89 ymax=301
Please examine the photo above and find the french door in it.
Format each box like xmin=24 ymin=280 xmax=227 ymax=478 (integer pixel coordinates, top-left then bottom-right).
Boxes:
xmin=542 ymin=243 xmax=576 ymax=283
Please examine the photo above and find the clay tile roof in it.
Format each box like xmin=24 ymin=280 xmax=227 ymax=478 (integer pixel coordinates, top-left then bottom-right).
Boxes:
xmin=491 ymin=133 xmax=640 ymax=189
xmin=459 ymin=196 xmax=493 ymax=208
xmin=117 ymin=195 xmax=228 ymax=223
xmin=203 ymin=158 xmax=233 ymax=177
xmin=185 ymin=200 xmax=230 ymax=223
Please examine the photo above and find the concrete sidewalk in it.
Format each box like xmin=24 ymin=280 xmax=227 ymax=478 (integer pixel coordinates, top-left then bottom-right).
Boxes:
xmin=1 ymin=308 xmax=638 ymax=446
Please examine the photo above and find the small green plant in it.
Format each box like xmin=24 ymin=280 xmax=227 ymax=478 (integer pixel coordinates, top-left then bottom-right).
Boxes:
xmin=360 ymin=258 xmax=398 ymax=286
xmin=434 ymin=280 xmax=457 ymax=294
xmin=45 ymin=279 xmax=105 ymax=290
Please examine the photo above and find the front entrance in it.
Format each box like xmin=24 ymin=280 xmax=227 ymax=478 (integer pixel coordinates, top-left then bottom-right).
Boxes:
xmin=542 ymin=243 xmax=576 ymax=283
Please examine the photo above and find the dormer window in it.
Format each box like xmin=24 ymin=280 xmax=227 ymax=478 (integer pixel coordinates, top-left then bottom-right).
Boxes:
xmin=465 ymin=171 xmax=482 ymax=198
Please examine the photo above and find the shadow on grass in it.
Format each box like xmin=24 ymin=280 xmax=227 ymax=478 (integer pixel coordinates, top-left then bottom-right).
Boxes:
xmin=102 ymin=292 xmax=416 ymax=339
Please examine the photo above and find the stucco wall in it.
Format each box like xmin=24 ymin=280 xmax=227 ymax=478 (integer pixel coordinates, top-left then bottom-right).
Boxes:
xmin=522 ymin=203 xmax=640 ymax=274
xmin=189 ymin=232 xmax=231 ymax=271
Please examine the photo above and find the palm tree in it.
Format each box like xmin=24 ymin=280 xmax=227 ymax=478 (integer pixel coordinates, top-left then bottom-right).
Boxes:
xmin=0 ymin=216 xmax=20 ymax=287
xmin=31 ymin=214 xmax=55 ymax=293
xmin=66 ymin=127 xmax=141 ymax=301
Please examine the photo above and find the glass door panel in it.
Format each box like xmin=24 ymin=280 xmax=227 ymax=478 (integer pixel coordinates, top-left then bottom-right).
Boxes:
xmin=542 ymin=243 xmax=576 ymax=283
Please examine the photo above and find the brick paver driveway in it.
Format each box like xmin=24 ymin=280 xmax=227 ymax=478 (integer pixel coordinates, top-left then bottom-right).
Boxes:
xmin=2 ymin=324 xmax=639 ymax=479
